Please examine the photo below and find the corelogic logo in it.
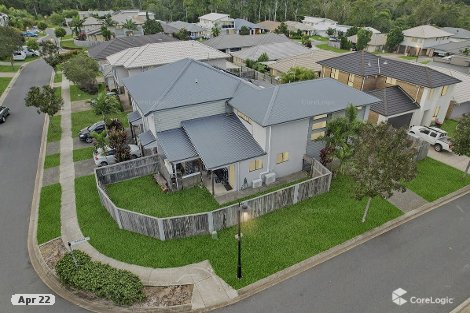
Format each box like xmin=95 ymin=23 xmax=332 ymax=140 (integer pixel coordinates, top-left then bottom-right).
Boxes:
xmin=392 ymin=288 xmax=408 ymax=306
xmin=392 ymin=288 xmax=454 ymax=306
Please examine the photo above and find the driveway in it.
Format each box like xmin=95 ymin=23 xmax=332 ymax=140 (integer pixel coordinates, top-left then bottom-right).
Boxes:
xmin=217 ymin=193 xmax=470 ymax=313
xmin=428 ymin=147 xmax=470 ymax=173
xmin=0 ymin=59 xmax=86 ymax=313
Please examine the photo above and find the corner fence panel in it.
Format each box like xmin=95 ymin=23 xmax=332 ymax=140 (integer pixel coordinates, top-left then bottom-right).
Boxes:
xmin=95 ymin=156 xmax=332 ymax=241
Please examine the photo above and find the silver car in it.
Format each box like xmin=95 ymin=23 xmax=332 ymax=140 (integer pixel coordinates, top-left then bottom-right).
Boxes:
xmin=93 ymin=144 xmax=142 ymax=166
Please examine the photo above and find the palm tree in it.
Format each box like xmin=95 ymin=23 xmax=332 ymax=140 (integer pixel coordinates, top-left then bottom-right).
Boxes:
xmin=103 ymin=15 xmax=117 ymax=28
xmin=211 ymin=26 xmax=220 ymax=37
xmin=71 ymin=16 xmax=85 ymax=37
xmin=122 ymin=19 xmax=138 ymax=36
xmin=88 ymin=92 xmax=121 ymax=124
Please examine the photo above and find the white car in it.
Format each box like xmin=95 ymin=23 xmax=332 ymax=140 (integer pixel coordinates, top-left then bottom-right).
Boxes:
xmin=93 ymin=144 xmax=142 ymax=167
xmin=408 ymin=125 xmax=452 ymax=152
xmin=12 ymin=51 xmax=26 ymax=61
xmin=22 ymin=46 xmax=40 ymax=57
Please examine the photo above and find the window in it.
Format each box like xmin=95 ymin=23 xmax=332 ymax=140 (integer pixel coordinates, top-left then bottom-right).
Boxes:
xmin=356 ymin=106 xmax=363 ymax=110
xmin=249 ymin=159 xmax=263 ymax=172
xmin=312 ymin=120 xmax=327 ymax=130
xmin=313 ymin=114 xmax=327 ymax=120
xmin=348 ymin=73 xmax=355 ymax=86
xmin=237 ymin=111 xmax=251 ymax=124
xmin=311 ymin=131 xmax=325 ymax=140
xmin=428 ymin=89 xmax=434 ymax=98
xmin=420 ymin=129 xmax=430 ymax=135
xmin=441 ymin=85 xmax=448 ymax=96
xmin=276 ymin=152 xmax=289 ymax=164
xmin=385 ymin=77 xmax=397 ymax=85
xmin=330 ymin=68 xmax=339 ymax=79
xmin=433 ymin=105 xmax=440 ymax=118
xmin=430 ymin=132 xmax=437 ymax=138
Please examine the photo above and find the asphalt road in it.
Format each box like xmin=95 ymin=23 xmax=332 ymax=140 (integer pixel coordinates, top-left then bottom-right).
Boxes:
xmin=218 ymin=193 xmax=470 ymax=313
xmin=0 ymin=60 xmax=87 ymax=313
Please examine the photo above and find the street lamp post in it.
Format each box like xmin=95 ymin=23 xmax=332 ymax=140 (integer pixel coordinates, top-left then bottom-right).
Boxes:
xmin=237 ymin=203 xmax=248 ymax=280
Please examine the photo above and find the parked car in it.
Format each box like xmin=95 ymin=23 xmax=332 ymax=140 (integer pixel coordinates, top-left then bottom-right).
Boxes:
xmin=0 ymin=106 xmax=10 ymax=123
xmin=93 ymin=144 xmax=142 ymax=167
xmin=12 ymin=51 xmax=26 ymax=61
xmin=21 ymin=31 xmax=38 ymax=37
xmin=408 ymin=125 xmax=452 ymax=152
xmin=78 ymin=121 xmax=106 ymax=143
xmin=22 ymin=46 xmax=40 ymax=57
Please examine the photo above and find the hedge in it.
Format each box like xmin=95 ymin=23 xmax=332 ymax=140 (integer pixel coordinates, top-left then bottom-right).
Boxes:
xmin=55 ymin=250 xmax=146 ymax=305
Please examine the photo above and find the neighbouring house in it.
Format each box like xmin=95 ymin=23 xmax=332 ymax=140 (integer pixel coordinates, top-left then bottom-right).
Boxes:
xmin=202 ymin=33 xmax=290 ymax=53
xmin=269 ymin=50 xmax=339 ymax=78
xmin=158 ymin=22 xmax=179 ymax=36
xmin=198 ymin=12 xmax=234 ymax=35
xmin=301 ymin=17 xmax=338 ymax=38
xmin=441 ymin=27 xmax=470 ymax=42
xmin=428 ymin=40 xmax=470 ymax=57
xmin=231 ymin=41 xmax=311 ymax=65
xmin=428 ymin=65 xmax=470 ymax=119
xmin=399 ymin=25 xmax=454 ymax=56
xmin=302 ymin=16 xmax=336 ymax=28
xmin=85 ymin=10 xmax=156 ymax=41
xmin=0 ymin=13 xmax=9 ymax=27
xmin=168 ymin=21 xmax=206 ymax=39
xmin=106 ymin=40 xmax=230 ymax=91
xmin=318 ymin=51 xmax=461 ymax=127
xmin=78 ymin=10 xmax=113 ymax=19
xmin=257 ymin=20 xmax=281 ymax=33
xmin=348 ymin=33 xmax=387 ymax=52
xmin=88 ymin=34 xmax=177 ymax=91
xmin=234 ymin=18 xmax=265 ymax=35
xmin=285 ymin=21 xmax=315 ymax=36
xmin=123 ymin=58 xmax=380 ymax=195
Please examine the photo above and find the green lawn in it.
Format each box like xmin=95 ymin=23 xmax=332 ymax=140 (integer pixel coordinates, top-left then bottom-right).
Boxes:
xmin=399 ymin=55 xmax=417 ymax=61
xmin=441 ymin=119 xmax=458 ymax=138
xmin=37 ymin=184 xmax=62 ymax=244
xmin=63 ymin=34 xmax=73 ymax=40
xmin=54 ymin=87 xmax=62 ymax=99
xmin=311 ymin=35 xmax=329 ymax=41
xmin=47 ymin=115 xmax=61 ymax=143
xmin=0 ymin=77 xmax=12 ymax=97
xmin=71 ymin=110 xmax=128 ymax=137
xmin=316 ymin=43 xmax=350 ymax=53
xmin=0 ymin=65 xmax=20 ymax=72
xmin=44 ymin=153 xmax=60 ymax=169
xmin=73 ymin=146 xmax=95 ymax=162
xmin=70 ymin=84 xmax=104 ymax=102
xmin=76 ymin=174 xmax=402 ymax=289
xmin=405 ymin=158 xmax=470 ymax=202
xmin=420 ymin=60 xmax=430 ymax=65
xmin=107 ymin=176 xmax=220 ymax=217
xmin=60 ymin=39 xmax=85 ymax=50
xmin=54 ymin=71 xmax=62 ymax=83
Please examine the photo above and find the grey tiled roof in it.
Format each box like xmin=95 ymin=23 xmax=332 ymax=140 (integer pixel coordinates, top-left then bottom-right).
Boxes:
xmin=367 ymin=86 xmax=420 ymax=117
xmin=181 ymin=114 xmax=265 ymax=169
xmin=122 ymin=58 xmax=248 ymax=116
xmin=168 ymin=21 xmax=205 ymax=33
xmin=230 ymin=41 xmax=311 ymax=61
xmin=441 ymin=27 xmax=470 ymax=39
xmin=88 ymin=34 xmax=177 ymax=60
xmin=127 ymin=111 xmax=142 ymax=124
xmin=229 ymin=78 xmax=381 ymax=126
xmin=431 ymin=40 xmax=470 ymax=55
xmin=156 ymin=128 xmax=198 ymax=162
xmin=203 ymin=33 xmax=290 ymax=50
xmin=317 ymin=51 xmax=461 ymax=88
xmin=233 ymin=18 xmax=262 ymax=31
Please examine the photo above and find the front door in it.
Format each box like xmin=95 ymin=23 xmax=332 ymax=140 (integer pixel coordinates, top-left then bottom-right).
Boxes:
xmin=228 ymin=164 xmax=236 ymax=190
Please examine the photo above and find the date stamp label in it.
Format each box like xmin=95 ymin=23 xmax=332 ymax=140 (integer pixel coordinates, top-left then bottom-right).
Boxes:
xmin=11 ymin=294 xmax=55 ymax=306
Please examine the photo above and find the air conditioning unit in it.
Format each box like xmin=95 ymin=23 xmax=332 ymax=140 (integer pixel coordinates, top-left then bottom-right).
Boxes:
xmin=264 ymin=172 xmax=276 ymax=185
xmin=252 ymin=178 xmax=262 ymax=188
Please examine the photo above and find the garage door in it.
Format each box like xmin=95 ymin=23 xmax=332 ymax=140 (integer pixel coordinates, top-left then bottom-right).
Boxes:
xmin=388 ymin=113 xmax=413 ymax=128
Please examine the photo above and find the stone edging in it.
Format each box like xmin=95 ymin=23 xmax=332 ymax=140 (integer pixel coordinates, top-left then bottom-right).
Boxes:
xmin=193 ymin=184 xmax=470 ymax=313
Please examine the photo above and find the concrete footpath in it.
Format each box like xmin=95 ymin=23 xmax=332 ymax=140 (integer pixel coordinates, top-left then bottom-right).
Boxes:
xmin=58 ymin=77 xmax=237 ymax=310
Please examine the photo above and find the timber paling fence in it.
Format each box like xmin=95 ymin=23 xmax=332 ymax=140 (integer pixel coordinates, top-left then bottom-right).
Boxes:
xmin=95 ymin=155 xmax=332 ymax=241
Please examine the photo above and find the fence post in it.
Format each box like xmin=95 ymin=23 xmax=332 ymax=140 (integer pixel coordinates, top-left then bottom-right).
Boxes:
xmin=114 ymin=207 xmax=123 ymax=229
xmin=157 ymin=219 xmax=166 ymax=241
xmin=293 ymin=184 xmax=299 ymax=204
xmin=207 ymin=212 xmax=214 ymax=233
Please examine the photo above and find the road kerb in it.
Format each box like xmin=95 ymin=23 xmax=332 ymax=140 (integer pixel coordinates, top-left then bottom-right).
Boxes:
xmin=451 ymin=297 xmax=470 ymax=313
xmin=193 ymin=185 xmax=470 ymax=313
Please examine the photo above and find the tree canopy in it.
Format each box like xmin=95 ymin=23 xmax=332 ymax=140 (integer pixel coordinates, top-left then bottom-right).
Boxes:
xmin=356 ymin=28 xmax=372 ymax=51
xmin=63 ymin=54 xmax=99 ymax=93
xmin=0 ymin=26 xmax=24 ymax=65
xmin=25 ymin=85 xmax=63 ymax=118
xmin=280 ymin=67 xmax=317 ymax=83
xmin=451 ymin=116 xmax=470 ymax=177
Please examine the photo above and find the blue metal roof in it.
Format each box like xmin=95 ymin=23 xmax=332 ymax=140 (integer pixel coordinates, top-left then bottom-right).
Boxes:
xmin=181 ymin=114 xmax=265 ymax=169
xmin=157 ymin=128 xmax=198 ymax=163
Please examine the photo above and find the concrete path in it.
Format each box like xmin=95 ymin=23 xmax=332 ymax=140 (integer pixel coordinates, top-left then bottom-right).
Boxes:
xmin=0 ymin=72 xmax=15 ymax=77
xmin=58 ymin=77 xmax=238 ymax=310
xmin=46 ymin=141 xmax=60 ymax=155
xmin=73 ymin=159 xmax=95 ymax=177
xmin=387 ymin=189 xmax=428 ymax=212
xmin=43 ymin=166 xmax=60 ymax=187
xmin=428 ymin=146 xmax=470 ymax=173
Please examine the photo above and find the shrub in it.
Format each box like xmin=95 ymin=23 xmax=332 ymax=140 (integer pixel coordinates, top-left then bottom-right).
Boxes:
xmin=55 ymin=250 xmax=146 ymax=306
